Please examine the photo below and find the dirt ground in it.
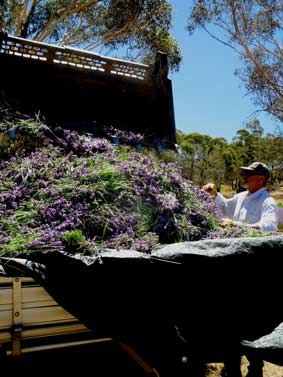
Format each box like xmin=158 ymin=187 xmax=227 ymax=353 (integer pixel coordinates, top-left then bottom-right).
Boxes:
xmin=206 ymin=357 xmax=283 ymax=377
xmin=270 ymin=186 xmax=283 ymax=205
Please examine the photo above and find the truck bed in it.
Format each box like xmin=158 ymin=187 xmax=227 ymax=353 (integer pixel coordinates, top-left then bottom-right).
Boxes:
xmin=0 ymin=276 xmax=92 ymax=356
xmin=0 ymin=275 xmax=158 ymax=376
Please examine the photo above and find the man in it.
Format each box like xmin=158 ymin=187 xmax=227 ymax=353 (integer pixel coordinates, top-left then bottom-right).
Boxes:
xmin=203 ymin=162 xmax=278 ymax=232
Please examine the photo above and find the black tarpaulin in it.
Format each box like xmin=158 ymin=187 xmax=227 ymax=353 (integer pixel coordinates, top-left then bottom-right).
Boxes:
xmin=1 ymin=235 xmax=283 ymax=373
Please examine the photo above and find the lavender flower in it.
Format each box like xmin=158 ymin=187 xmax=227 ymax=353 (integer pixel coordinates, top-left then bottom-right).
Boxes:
xmin=0 ymin=114 xmax=254 ymax=257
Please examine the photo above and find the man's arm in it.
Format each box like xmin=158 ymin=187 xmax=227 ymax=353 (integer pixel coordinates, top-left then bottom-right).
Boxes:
xmin=215 ymin=192 xmax=238 ymax=220
xmin=251 ymin=199 xmax=278 ymax=232
xmin=202 ymin=183 xmax=238 ymax=219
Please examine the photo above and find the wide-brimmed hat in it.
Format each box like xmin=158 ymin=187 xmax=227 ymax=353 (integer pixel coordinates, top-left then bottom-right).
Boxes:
xmin=240 ymin=162 xmax=270 ymax=179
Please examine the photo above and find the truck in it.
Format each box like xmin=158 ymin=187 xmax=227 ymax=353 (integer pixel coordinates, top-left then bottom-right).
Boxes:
xmin=0 ymin=32 xmax=177 ymax=149
xmin=0 ymin=260 xmax=159 ymax=376
xmin=0 ymin=32 xmax=178 ymax=376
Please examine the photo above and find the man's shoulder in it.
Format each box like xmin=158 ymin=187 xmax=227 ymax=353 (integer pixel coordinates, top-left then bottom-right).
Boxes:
xmin=235 ymin=191 xmax=248 ymax=199
xmin=261 ymin=189 xmax=277 ymax=204
xmin=261 ymin=188 xmax=274 ymax=198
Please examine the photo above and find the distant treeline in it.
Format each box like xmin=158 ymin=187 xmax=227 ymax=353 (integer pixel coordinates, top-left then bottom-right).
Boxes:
xmin=166 ymin=119 xmax=283 ymax=192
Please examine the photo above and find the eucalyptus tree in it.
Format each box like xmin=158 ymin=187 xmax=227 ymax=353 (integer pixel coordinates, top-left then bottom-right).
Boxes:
xmin=222 ymin=145 xmax=239 ymax=188
xmin=0 ymin=0 xmax=181 ymax=70
xmin=232 ymin=128 xmax=257 ymax=165
xmin=187 ymin=1 xmax=283 ymax=122
xmin=175 ymin=130 xmax=195 ymax=180
xmin=245 ymin=118 xmax=266 ymax=161
xmin=264 ymin=131 xmax=283 ymax=183
xmin=204 ymin=136 xmax=227 ymax=188
xmin=177 ymin=131 xmax=228 ymax=186
xmin=232 ymin=119 xmax=271 ymax=167
xmin=179 ymin=132 xmax=212 ymax=183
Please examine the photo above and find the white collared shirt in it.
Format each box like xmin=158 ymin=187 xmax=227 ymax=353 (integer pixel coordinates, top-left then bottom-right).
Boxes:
xmin=215 ymin=188 xmax=278 ymax=232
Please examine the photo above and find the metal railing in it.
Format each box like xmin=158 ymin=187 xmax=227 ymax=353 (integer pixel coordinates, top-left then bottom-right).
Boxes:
xmin=0 ymin=34 xmax=148 ymax=80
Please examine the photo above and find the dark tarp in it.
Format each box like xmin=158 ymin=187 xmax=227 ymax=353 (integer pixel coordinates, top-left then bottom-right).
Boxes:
xmin=1 ymin=235 xmax=283 ymax=374
xmin=241 ymin=322 xmax=283 ymax=367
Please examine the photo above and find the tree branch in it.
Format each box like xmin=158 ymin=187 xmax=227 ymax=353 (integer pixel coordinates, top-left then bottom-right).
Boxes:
xmin=203 ymin=25 xmax=241 ymax=54
xmin=230 ymin=1 xmax=283 ymax=99
xmin=84 ymin=12 xmax=140 ymax=51
xmin=14 ymin=1 xmax=25 ymax=35
xmin=35 ymin=0 xmax=100 ymax=42
xmin=21 ymin=0 xmax=41 ymax=38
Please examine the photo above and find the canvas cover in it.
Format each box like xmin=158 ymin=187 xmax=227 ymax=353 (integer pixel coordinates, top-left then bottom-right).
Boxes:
xmin=1 ymin=235 xmax=283 ymax=373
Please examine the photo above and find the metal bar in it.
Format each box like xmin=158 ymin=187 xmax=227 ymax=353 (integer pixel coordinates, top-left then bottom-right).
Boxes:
xmin=0 ymin=34 xmax=148 ymax=70
xmin=6 ymin=337 xmax=160 ymax=376
xmin=12 ymin=277 xmax=22 ymax=356
xmin=6 ymin=337 xmax=114 ymax=355
xmin=117 ymin=341 xmax=160 ymax=377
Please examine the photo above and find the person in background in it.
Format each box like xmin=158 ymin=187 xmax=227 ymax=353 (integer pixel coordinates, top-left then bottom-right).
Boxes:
xmin=203 ymin=162 xmax=278 ymax=232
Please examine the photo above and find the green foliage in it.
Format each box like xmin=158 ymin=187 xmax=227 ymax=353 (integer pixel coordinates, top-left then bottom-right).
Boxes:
xmin=156 ymin=149 xmax=178 ymax=163
xmin=0 ymin=114 xmax=48 ymax=157
xmin=187 ymin=0 xmax=283 ymax=122
xmin=0 ymin=111 xmax=224 ymax=256
xmin=61 ymin=229 xmax=87 ymax=251
xmin=1 ymin=0 xmax=181 ymax=71
xmin=176 ymin=116 xmax=283 ymax=192
xmin=175 ymin=131 xmax=228 ymax=186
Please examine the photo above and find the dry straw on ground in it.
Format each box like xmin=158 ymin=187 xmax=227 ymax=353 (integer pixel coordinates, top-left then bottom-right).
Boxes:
xmin=206 ymin=357 xmax=283 ymax=377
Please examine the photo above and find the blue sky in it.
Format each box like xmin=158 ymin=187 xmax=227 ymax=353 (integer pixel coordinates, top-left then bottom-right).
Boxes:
xmin=168 ymin=0 xmax=276 ymax=142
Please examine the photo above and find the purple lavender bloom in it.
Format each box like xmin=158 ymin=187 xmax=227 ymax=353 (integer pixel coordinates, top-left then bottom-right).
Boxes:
xmin=0 ymin=120 xmax=236 ymax=255
xmin=155 ymin=193 xmax=180 ymax=212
